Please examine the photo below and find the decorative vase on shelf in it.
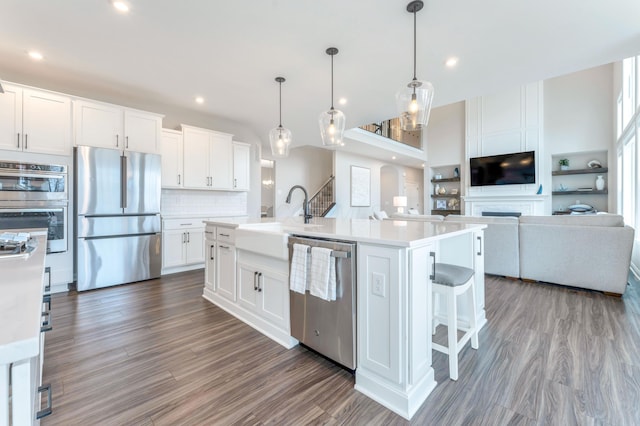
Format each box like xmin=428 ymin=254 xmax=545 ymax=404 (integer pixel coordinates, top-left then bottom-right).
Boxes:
xmin=434 ymin=184 xmax=440 ymax=195
xmin=595 ymin=175 xmax=605 ymax=191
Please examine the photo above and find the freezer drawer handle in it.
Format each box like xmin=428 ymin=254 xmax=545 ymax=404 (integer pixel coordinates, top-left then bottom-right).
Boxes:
xmin=36 ymin=384 xmax=53 ymax=419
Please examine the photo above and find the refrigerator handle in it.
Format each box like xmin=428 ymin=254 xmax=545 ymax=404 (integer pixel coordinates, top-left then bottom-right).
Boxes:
xmin=121 ymin=155 xmax=127 ymax=209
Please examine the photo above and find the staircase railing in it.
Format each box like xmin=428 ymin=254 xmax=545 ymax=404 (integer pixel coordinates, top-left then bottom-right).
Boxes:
xmin=308 ymin=175 xmax=335 ymax=217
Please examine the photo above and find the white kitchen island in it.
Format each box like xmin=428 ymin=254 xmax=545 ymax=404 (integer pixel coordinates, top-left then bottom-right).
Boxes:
xmin=202 ymin=217 xmax=486 ymax=420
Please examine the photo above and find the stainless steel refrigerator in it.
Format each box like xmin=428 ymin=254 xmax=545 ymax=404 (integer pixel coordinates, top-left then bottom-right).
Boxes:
xmin=75 ymin=145 xmax=162 ymax=291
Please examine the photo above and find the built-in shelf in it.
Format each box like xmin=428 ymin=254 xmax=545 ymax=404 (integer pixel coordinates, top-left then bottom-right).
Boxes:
xmin=552 ymin=167 xmax=608 ymax=176
xmin=431 ymin=194 xmax=460 ymax=199
xmin=431 ymin=177 xmax=460 ymax=183
xmin=433 ymin=209 xmax=461 ymax=215
xmin=552 ymin=190 xmax=608 ymax=195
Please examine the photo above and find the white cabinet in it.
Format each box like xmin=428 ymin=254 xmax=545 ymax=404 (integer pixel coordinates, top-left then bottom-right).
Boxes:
xmin=162 ymin=219 xmax=205 ymax=272
xmin=232 ymin=142 xmax=251 ymax=191
xmin=237 ymin=256 xmax=289 ymax=330
xmin=204 ymin=224 xmax=237 ymax=301
xmin=161 ymin=129 xmax=183 ymax=188
xmin=74 ymin=100 xmax=162 ymax=153
xmin=182 ymin=124 xmax=234 ymax=190
xmin=0 ymin=84 xmax=71 ymax=155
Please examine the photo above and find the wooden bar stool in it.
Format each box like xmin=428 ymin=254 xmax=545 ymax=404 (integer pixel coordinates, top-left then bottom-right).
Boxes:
xmin=431 ymin=263 xmax=478 ymax=381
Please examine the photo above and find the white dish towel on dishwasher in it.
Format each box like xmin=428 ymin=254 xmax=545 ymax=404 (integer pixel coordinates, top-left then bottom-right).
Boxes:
xmin=289 ymin=243 xmax=309 ymax=294
xmin=310 ymin=247 xmax=336 ymax=301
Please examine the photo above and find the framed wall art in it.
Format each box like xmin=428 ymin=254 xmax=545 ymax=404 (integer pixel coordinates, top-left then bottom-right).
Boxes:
xmin=350 ymin=166 xmax=371 ymax=207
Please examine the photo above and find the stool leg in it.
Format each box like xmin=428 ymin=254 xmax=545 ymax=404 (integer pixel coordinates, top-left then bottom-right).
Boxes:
xmin=432 ymin=292 xmax=438 ymax=335
xmin=470 ymin=277 xmax=479 ymax=349
xmin=447 ymin=291 xmax=458 ymax=380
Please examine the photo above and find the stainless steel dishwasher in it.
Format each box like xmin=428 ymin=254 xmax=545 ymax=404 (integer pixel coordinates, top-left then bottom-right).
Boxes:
xmin=288 ymin=235 xmax=357 ymax=370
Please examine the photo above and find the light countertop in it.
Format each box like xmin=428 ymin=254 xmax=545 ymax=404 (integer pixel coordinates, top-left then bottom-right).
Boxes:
xmin=205 ymin=217 xmax=486 ymax=247
xmin=0 ymin=229 xmax=47 ymax=365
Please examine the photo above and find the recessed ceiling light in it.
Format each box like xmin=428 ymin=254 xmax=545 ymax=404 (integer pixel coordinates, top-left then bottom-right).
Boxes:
xmin=421 ymin=163 xmax=425 ymax=168
xmin=445 ymin=57 xmax=459 ymax=68
xmin=112 ymin=1 xmax=129 ymax=13
xmin=28 ymin=51 xmax=43 ymax=61
xmin=392 ymin=156 xmax=397 ymax=160
xmin=338 ymin=97 xmax=347 ymax=105
xmin=195 ymin=96 xmax=205 ymax=104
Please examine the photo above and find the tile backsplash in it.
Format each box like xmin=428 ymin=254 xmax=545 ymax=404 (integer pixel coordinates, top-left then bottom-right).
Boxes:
xmin=161 ymin=189 xmax=247 ymax=217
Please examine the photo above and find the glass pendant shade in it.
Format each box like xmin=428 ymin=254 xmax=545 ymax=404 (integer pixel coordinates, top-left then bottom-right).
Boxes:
xmin=318 ymin=107 xmax=345 ymax=146
xmin=269 ymin=125 xmax=292 ymax=158
xmin=396 ymin=79 xmax=434 ymax=131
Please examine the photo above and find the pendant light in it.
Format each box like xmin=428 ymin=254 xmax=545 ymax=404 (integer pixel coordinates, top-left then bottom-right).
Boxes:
xmin=319 ymin=47 xmax=345 ymax=147
xmin=396 ymin=0 xmax=434 ymax=131
xmin=269 ymin=77 xmax=292 ymax=158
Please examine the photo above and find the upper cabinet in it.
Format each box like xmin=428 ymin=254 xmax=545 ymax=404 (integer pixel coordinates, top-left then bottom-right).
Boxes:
xmin=160 ymin=129 xmax=183 ymax=189
xmin=74 ymin=100 xmax=162 ymax=154
xmin=0 ymin=84 xmax=71 ymax=156
xmin=233 ymin=142 xmax=250 ymax=191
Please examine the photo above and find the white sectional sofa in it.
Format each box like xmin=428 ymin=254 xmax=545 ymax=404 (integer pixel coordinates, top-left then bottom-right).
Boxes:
xmin=393 ymin=213 xmax=635 ymax=295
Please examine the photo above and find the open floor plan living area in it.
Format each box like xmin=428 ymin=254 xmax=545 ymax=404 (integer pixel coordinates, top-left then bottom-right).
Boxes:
xmin=1 ymin=1 xmax=640 ymax=425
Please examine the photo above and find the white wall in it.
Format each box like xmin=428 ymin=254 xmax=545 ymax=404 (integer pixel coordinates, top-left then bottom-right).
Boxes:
xmin=426 ymin=101 xmax=465 ymax=167
xmin=380 ymin=165 xmax=401 ymax=215
xmin=333 ymin=151 xmax=385 ymax=219
xmin=274 ymin=146 xmax=333 ymax=216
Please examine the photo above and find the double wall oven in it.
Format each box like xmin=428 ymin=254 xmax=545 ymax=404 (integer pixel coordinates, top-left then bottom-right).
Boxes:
xmin=0 ymin=161 xmax=68 ymax=253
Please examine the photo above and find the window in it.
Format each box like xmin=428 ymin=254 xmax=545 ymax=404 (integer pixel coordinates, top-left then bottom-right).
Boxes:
xmin=622 ymin=136 xmax=636 ymax=229
xmin=622 ymin=57 xmax=635 ymax=131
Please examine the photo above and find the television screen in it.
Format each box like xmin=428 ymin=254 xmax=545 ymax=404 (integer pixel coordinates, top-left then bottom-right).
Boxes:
xmin=470 ymin=151 xmax=535 ymax=186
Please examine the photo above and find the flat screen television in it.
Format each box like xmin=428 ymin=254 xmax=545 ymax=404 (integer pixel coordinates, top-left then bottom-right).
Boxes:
xmin=470 ymin=151 xmax=535 ymax=186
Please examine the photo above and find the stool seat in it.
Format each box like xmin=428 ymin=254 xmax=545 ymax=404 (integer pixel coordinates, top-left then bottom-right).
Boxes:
xmin=433 ymin=263 xmax=474 ymax=286
xmin=431 ymin=262 xmax=479 ymax=381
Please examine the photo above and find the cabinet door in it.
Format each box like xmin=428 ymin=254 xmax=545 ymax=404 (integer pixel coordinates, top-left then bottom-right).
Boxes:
xmin=0 ymin=84 xmax=22 ymax=152
xmin=259 ymin=269 xmax=289 ymax=330
xmin=183 ymin=127 xmax=211 ymax=189
xmin=125 ymin=110 xmax=161 ymax=154
xmin=22 ymin=89 xmax=71 ymax=155
xmin=217 ymin=243 xmax=237 ymax=301
xmin=184 ymin=228 xmax=205 ymax=264
xmin=160 ymin=130 xmax=183 ymax=188
xmin=162 ymin=230 xmax=186 ymax=268
xmin=237 ymin=262 xmax=258 ymax=310
xmin=205 ymin=240 xmax=216 ymax=291
xmin=210 ymin=132 xmax=232 ymax=189
xmin=74 ymin=100 xmax=123 ymax=149
xmin=233 ymin=142 xmax=251 ymax=191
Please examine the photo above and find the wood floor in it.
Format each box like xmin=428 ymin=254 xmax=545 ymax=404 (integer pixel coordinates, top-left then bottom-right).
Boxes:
xmin=41 ymin=271 xmax=640 ymax=425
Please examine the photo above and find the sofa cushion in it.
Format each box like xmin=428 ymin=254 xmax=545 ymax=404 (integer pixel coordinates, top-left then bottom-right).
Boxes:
xmin=519 ymin=213 xmax=624 ymax=227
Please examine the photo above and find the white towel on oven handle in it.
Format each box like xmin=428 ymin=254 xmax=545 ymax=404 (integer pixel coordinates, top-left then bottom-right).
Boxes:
xmin=289 ymin=243 xmax=309 ymax=294
xmin=310 ymin=247 xmax=336 ymax=301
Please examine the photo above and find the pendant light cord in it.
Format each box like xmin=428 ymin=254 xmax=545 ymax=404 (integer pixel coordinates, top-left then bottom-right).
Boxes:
xmin=279 ymin=80 xmax=283 ymax=127
xmin=413 ymin=7 xmax=417 ymax=81
xmin=331 ymin=53 xmax=335 ymax=110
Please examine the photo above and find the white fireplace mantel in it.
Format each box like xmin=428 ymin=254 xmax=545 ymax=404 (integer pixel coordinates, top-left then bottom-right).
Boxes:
xmin=462 ymin=195 xmax=548 ymax=216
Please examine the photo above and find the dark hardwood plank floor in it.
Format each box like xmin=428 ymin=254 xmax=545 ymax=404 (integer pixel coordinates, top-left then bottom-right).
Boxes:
xmin=41 ymin=271 xmax=640 ymax=425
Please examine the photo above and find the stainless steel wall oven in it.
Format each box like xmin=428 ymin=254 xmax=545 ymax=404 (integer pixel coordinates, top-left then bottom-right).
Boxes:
xmin=0 ymin=161 xmax=68 ymax=253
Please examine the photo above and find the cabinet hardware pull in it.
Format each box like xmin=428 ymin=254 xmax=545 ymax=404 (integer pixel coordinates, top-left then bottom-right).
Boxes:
xmin=17 ymin=133 xmax=20 ymax=148
xmin=219 ymin=245 xmax=229 ymax=249
xmin=116 ymin=134 xmax=119 ymax=147
xmin=429 ymin=252 xmax=436 ymax=281
xmin=44 ymin=266 xmax=51 ymax=292
xmin=41 ymin=311 xmax=52 ymax=333
xmin=204 ymin=231 xmax=213 ymax=234
xmin=254 ymin=271 xmax=258 ymax=290
xmin=24 ymin=134 xmax=28 ymax=150
xmin=257 ymin=272 xmax=263 ymax=292
xmin=126 ymin=135 xmax=129 ymax=149
xmin=219 ymin=233 xmax=230 ymax=237
xmin=187 ymin=232 xmax=190 ymax=243
xmin=182 ymin=232 xmax=186 ymax=243
xmin=36 ymin=384 xmax=53 ymax=419
xmin=234 ymin=178 xmax=237 ymax=188
xmin=180 ymin=223 xmax=193 ymax=226
xmin=477 ymin=235 xmax=482 ymax=256
xmin=178 ymin=174 xmax=181 ymax=185
xmin=210 ymin=245 xmax=215 ymax=260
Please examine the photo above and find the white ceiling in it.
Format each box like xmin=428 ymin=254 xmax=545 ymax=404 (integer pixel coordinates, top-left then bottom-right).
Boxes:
xmin=0 ymin=0 xmax=638 ymax=158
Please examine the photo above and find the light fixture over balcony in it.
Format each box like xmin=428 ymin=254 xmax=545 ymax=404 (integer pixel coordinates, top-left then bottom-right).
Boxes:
xmin=269 ymin=77 xmax=292 ymax=158
xmin=319 ymin=47 xmax=345 ymax=147
xmin=396 ymin=0 xmax=434 ymax=131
